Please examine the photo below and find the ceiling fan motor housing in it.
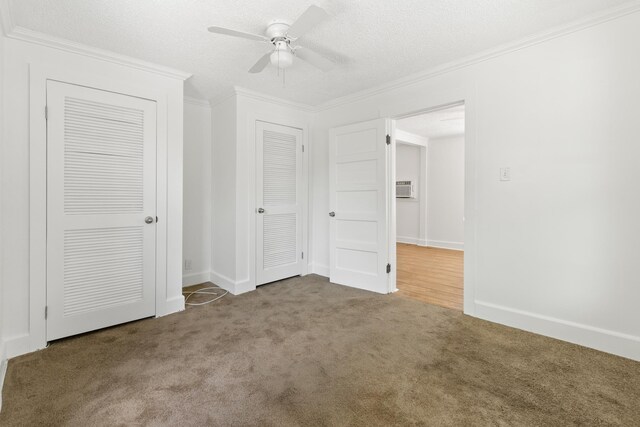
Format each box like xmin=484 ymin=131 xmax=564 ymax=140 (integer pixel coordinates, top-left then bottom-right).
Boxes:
xmin=266 ymin=22 xmax=294 ymax=69
xmin=265 ymin=21 xmax=290 ymax=40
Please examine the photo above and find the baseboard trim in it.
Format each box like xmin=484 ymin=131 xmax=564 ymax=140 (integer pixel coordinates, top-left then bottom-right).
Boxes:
xmin=311 ymin=263 xmax=329 ymax=278
xmin=0 ymin=338 xmax=5 ymax=412
xmin=157 ymin=295 xmax=185 ymax=317
xmin=5 ymin=298 xmax=187 ymax=360
xmin=209 ymin=270 xmax=255 ymax=295
xmin=209 ymin=270 xmax=236 ymax=293
xmin=426 ymin=240 xmax=464 ymax=251
xmin=182 ymin=271 xmax=210 ymax=287
xmin=4 ymin=334 xmax=31 ymax=359
xmin=234 ymin=279 xmax=254 ymax=295
xmin=0 ymin=357 xmax=6 ymax=412
xmin=475 ymin=300 xmax=640 ymax=361
xmin=397 ymin=236 xmax=427 ymax=246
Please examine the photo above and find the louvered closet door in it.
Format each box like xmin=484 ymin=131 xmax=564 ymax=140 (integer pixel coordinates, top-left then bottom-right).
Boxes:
xmin=46 ymin=80 xmax=157 ymax=341
xmin=256 ymin=122 xmax=303 ymax=285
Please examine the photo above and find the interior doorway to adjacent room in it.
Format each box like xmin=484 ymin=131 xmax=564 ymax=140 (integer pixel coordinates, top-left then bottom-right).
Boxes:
xmin=394 ymin=105 xmax=465 ymax=310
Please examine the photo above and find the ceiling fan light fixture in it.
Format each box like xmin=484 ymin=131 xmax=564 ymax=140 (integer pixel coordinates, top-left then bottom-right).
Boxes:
xmin=270 ymin=41 xmax=293 ymax=69
xmin=207 ymin=5 xmax=335 ymax=74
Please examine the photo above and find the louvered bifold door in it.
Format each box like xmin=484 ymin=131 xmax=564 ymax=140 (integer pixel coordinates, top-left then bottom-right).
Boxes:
xmin=256 ymin=122 xmax=303 ymax=285
xmin=46 ymin=80 xmax=157 ymax=341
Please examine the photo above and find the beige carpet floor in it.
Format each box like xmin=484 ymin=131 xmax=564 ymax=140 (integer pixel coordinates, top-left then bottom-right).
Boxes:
xmin=1 ymin=274 xmax=639 ymax=426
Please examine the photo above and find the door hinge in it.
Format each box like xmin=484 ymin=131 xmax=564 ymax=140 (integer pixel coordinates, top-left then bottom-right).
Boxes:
xmin=45 ymin=106 xmax=48 ymax=120
xmin=386 ymin=134 xmax=391 ymax=145
xmin=45 ymin=305 xmax=48 ymax=319
xmin=386 ymin=263 xmax=391 ymax=274
xmin=301 ymin=252 xmax=304 ymax=260
xmin=302 ymin=145 xmax=305 ymax=152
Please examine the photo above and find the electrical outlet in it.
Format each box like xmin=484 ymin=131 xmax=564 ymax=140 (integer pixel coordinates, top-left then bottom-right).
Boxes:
xmin=500 ymin=167 xmax=511 ymax=181
xmin=184 ymin=259 xmax=192 ymax=271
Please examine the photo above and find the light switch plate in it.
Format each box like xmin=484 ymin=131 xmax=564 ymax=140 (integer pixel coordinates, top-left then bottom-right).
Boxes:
xmin=500 ymin=167 xmax=511 ymax=181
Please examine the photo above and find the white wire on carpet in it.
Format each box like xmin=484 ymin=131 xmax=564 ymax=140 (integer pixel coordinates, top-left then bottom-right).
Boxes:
xmin=183 ymin=285 xmax=228 ymax=306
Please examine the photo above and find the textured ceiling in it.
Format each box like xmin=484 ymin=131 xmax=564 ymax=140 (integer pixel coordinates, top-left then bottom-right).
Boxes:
xmin=8 ymin=0 xmax=631 ymax=105
xmin=397 ymin=105 xmax=465 ymax=140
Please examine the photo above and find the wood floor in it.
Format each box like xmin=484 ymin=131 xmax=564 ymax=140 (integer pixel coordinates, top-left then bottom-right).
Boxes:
xmin=396 ymin=243 xmax=463 ymax=310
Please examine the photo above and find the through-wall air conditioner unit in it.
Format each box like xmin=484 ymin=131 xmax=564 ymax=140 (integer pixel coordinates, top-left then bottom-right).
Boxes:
xmin=396 ymin=181 xmax=415 ymax=198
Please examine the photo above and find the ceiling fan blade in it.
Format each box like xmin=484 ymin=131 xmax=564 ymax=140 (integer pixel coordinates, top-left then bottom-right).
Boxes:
xmin=295 ymin=47 xmax=335 ymax=72
xmin=287 ymin=5 xmax=328 ymax=39
xmin=208 ymin=26 xmax=268 ymax=42
xmin=248 ymin=52 xmax=272 ymax=73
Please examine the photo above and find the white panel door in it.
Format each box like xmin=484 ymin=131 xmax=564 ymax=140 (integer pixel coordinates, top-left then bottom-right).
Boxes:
xmin=46 ymin=80 xmax=157 ymax=341
xmin=329 ymin=119 xmax=391 ymax=294
xmin=256 ymin=121 xmax=303 ymax=285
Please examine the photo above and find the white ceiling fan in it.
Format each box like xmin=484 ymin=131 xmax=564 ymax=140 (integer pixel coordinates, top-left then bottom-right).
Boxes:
xmin=208 ymin=5 xmax=336 ymax=74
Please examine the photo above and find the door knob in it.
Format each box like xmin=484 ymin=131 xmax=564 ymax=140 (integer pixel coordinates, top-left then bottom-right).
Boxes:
xmin=258 ymin=208 xmax=265 ymax=214
xmin=329 ymin=212 xmax=335 ymax=217
xmin=145 ymin=216 xmax=154 ymax=224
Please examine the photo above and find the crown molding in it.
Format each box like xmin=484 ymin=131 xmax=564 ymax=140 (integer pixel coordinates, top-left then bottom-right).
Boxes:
xmin=0 ymin=0 xmax=14 ymax=36
xmin=233 ymin=86 xmax=316 ymax=112
xmin=210 ymin=0 xmax=640 ymax=113
xmin=5 ymin=0 xmax=638 ymax=108
xmin=6 ymin=25 xmax=192 ymax=81
xmin=210 ymin=86 xmax=316 ymax=112
xmin=315 ymin=0 xmax=640 ymax=112
xmin=184 ymin=96 xmax=211 ymax=108
xmin=209 ymin=88 xmax=237 ymax=109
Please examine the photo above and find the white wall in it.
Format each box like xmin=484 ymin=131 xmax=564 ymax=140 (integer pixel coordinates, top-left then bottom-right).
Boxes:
xmin=311 ymin=11 xmax=640 ymax=360
xmin=0 ymin=0 xmax=637 ymax=366
xmin=235 ymin=92 xmax=312 ymax=292
xmin=395 ymin=143 xmax=421 ymax=244
xmin=427 ymin=136 xmax=465 ymax=250
xmin=0 ymin=28 xmax=6 ymax=370
xmin=183 ymin=99 xmax=212 ymax=286
xmin=211 ymin=95 xmax=238 ymax=287
xmin=210 ymin=89 xmax=312 ymax=294
xmin=1 ymin=35 xmax=186 ymax=359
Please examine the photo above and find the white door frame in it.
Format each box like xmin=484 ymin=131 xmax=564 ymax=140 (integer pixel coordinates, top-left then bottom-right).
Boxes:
xmin=395 ymin=132 xmax=429 ymax=247
xmin=381 ymin=88 xmax=476 ymax=315
xmin=387 ymin=120 xmax=397 ymax=293
xmin=28 ymin=63 xmax=178 ymax=353
xmin=246 ymin=114 xmax=310 ymax=292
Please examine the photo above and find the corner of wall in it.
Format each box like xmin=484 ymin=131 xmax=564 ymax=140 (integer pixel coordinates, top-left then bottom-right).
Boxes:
xmin=311 ymin=263 xmax=329 ymax=278
xmin=0 ymin=4 xmax=7 ymax=404
xmin=182 ymin=97 xmax=213 ymax=287
xmin=209 ymin=270 xmax=254 ymax=295
xmin=182 ymin=271 xmax=210 ymax=287
xmin=0 ymin=0 xmax=15 ymax=37
xmin=210 ymin=94 xmax=238 ymax=282
xmin=0 ymin=351 xmax=6 ymax=412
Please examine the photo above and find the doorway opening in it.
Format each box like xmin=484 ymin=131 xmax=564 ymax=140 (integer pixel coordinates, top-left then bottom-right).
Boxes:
xmin=394 ymin=104 xmax=465 ymax=310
